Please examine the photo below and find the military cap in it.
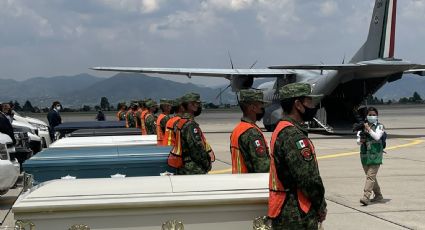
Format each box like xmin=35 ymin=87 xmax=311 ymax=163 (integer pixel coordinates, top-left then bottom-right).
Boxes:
xmin=130 ymin=100 xmax=139 ymax=106
xmin=145 ymin=99 xmax=158 ymax=108
xmin=279 ymin=83 xmax=323 ymax=100
xmin=239 ymin=89 xmax=266 ymax=103
xmin=173 ymin=97 xmax=182 ymax=106
xmin=181 ymin=92 xmax=201 ymax=103
xmin=160 ymin=98 xmax=174 ymax=105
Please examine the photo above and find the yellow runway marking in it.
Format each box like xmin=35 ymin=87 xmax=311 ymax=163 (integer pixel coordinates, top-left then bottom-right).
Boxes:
xmin=209 ymin=138 xmax=424 ymax=174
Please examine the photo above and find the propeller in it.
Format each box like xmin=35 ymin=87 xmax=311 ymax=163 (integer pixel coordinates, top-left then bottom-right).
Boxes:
xmin=215 ymin=52 xmax=259 ymax=101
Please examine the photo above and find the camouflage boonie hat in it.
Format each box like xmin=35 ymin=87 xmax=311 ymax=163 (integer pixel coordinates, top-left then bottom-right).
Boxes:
xmin=239 ymin=89 xmax=266 ymax=103
xmin=172 ymin=97 xmax=182 ymax=106
xmin=279 ymin=83 xmax=323 ymax=100
xmin=145 ymin=99 xmax=158 ymax=108
xmin=181 ymin=92 xmax=201 ymax=103
xmin=160 ymin=99 xmax=174 ymax=105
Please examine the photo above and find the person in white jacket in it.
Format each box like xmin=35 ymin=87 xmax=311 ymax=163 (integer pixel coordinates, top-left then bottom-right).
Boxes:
xmin=357 ymin=107 xmax=385 ymax=205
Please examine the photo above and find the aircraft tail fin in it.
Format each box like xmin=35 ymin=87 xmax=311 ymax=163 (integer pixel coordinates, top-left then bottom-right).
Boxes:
xmin=350 ymin=0 xmax=397 ymax=63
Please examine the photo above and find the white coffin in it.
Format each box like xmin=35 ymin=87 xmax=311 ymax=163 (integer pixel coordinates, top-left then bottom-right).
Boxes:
xmin=13 ymin=174 xmax=269 ymax=230
xmin=50 ymin=135 xmax=157 ymax=148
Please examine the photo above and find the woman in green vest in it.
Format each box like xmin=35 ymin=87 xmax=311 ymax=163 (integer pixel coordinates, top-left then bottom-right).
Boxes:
xmin=357 ymin=107 xmax=385 ymax=206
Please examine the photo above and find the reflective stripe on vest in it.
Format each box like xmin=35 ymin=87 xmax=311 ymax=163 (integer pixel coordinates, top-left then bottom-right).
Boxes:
xmin=156 ymin=114 xmax=166 ymax=145
xmin=268 ymin=120 xmax=312 ymax=218
xmin=230 ymin=121 xmax=267 ymax=174
xmin=140 ymin=110 xmax=149 ymax=135
xmin=170 ymin=118 xmax=189 ymax=157
xmin=163 ymin=116 xmax=181 ymax=146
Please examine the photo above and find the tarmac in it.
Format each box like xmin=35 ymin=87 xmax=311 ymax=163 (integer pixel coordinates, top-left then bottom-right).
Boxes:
xmin=1 ymin=105 xmax=424 ymax=229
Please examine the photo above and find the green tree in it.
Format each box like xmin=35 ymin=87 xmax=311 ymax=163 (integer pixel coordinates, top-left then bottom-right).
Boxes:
xmin=100 ymin=97 xmax=110 ymax=111
xmin=412 ymin=92 xmax=422 ymax=103
xmin=22 ymin=100 xmax=34 ymax=112
xmin=13 ymin=100 xmax=22 ymax=111
xmin=116 ymin=102 xmax=126 ymax=111
xmin=399 ymin=97 xmax=409 ymax=104
xmin=81 ymin=105 xmax=91 ymax=112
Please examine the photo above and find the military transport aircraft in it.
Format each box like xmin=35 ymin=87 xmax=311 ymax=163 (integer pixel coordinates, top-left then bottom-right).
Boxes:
xmin=93 ymin=0 xmax=425 ymax=132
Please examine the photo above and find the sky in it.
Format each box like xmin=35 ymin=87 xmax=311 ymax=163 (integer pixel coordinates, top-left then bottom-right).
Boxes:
xmin=0 ymin=0 xmax=424 ymax=86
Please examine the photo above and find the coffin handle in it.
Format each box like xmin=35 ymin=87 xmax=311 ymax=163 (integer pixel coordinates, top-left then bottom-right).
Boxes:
xmin=253 ymin=216 xmax=272 ymax=230
xmin=15 ymin=220 xmax=35 ymax=230
xmin=162 ymin=220 xmax=184 ymax=230
xmin=68 ymin=224 xmax=91 ymax=230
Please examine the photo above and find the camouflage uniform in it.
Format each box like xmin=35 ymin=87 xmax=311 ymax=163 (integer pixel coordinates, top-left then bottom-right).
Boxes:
xmin=271 ymin=83 xmax=327 ymax=229
xmin=232 ymin=89 xmax=269 ymax=173
xmin=126 ymin=110 xmax=137 ymax=128
xmin=144 ymin=99 xmax=157 ymax=135
xmin=237 ymin=117 xmax=269 ymax=172
xmin=177 ymin=93 xmax=211 ymax=175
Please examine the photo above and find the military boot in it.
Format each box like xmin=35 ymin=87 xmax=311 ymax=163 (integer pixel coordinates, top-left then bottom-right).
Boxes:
xmin=371 ymin=194 xmax=383 ymax=202
xmin=360 ymin=196 xmax=370 ymax=206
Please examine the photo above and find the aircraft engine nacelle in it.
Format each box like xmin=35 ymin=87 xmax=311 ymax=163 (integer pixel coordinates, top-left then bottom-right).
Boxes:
xmin=231 ymin=75 xmax=254 ymax=91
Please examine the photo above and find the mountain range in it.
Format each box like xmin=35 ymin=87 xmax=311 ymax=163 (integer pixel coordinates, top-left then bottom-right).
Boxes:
xmin=0 ymin=73 xmax=423 ymax=108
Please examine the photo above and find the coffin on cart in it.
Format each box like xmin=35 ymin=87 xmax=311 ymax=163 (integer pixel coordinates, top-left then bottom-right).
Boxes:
xmin=23 ymin=145 xmax=173 ymax=184
xmin=13 ymin=174 xmax=269 ymax=230
xmin=49 ymin=135 xmax=157 ymax=148
xmin=54 ymin=121 xmax=126 ymax=137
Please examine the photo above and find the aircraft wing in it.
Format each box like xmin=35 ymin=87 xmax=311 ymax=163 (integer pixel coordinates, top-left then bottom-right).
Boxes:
xmin=268 ymin=63 xmax=425 ymax=71
xmin=91 ymin=67 xmax=292 ymax=78
xmin=269 ymin=62 xmax=425 ymax=77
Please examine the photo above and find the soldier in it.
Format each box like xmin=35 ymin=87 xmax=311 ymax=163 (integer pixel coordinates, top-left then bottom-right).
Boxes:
xmin=125 ymin=103 xmax=138 ymax=128
xmin=163 ymin=98 xmax=184 ymax=146
xmin=116 ymin=103 xmax=127 ymax=121
xmin=171 ymin=93 xmax=213 ymax=175
xmin=156 ymin=99 xmax=174 ymax=145
xmin=140 ymin=99 xmax=158 ymax=135
xmin=230 ymin=89 xmax=269 ymax=173
xmin=268 ymin=83 xmax=327 ymax=229
xmin=135 ymin=100 xmax=146 ymax=128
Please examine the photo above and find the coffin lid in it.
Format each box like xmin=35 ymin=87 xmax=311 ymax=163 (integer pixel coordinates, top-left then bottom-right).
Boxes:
xmin=13 ymin=174 xmax=268 ymax=213
xmin=49 ymin=135 xmax=157 ymax=148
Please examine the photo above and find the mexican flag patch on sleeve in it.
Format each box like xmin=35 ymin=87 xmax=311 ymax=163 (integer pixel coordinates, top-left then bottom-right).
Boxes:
xmin=296 ymin=139 xmax=309 ymax=149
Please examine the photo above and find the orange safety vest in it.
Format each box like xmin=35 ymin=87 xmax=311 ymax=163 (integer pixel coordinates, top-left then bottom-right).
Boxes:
xmin=230 ymin=121 xmax=268 ymax=174
xmin=140 ymin=110 xmax=149 ymax=135
xmin=268 ymin=120 xmax=312 ymax=218
xmin=167 ymin=118 xmax=215 ymax=168
xmin=167 ymin=118 xmax=189 ymax=168
xmin=163 ymin=116 xmax=181 ymax=146
xmin=156 ymin=114 xmax=166 ymax=145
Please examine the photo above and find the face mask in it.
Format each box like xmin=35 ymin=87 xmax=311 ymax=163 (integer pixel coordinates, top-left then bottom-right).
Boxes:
xmin=256 ymin=107 xmax=265 ymax=121
xmin=56 ymin=106 xmax=61 ymax=111
xmin=367 ymin=116 xmax=378 ymax=124
xmin=300 ymin=104 xmax=318 ymax=121
xmin=194 ymin=106 xmax=202 ymax=117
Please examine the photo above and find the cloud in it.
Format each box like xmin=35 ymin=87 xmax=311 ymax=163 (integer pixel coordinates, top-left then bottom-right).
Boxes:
xmin=95 ymin=0 xmax=163 ymax=14
xmin=200 ymin=0 xmax=254 ymax=11
xmin=320 ymin=1 xmax=338 ymax=17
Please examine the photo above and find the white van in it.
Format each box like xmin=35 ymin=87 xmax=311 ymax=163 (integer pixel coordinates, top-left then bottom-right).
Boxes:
xmin=13 ymin=112 xmax=52 ymax=148
xmin=0 ymin=132 xmax=20 ymax=195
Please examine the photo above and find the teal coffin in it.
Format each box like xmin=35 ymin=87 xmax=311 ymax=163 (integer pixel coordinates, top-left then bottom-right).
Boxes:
xmin=23 ymin=145 xmax=174 ymax=184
